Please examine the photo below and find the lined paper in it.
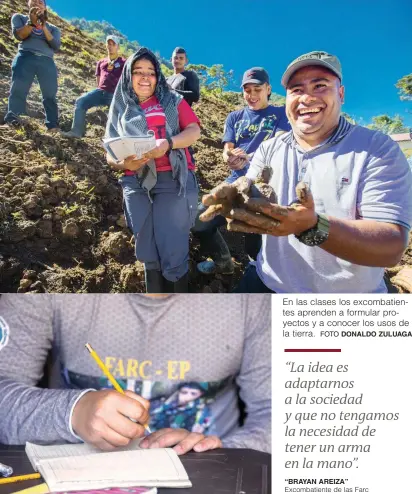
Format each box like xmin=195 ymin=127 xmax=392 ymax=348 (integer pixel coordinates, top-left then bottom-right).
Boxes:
xmin=36 ymin=449 xmax=191 ymax=492
xmin=25 ymin=442 xmax=191 ymax=492
xmin=26 ymin=439 xmax=143 ymax=470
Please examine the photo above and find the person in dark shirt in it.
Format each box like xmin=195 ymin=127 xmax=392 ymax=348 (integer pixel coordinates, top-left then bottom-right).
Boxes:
xmin=0 ymin=293 xmax=271 ymax=453
xmin=192 ymin=67 xmax=290 ymax=275
xmin=62 ymin=35 xmax=126 ymax=138
xmin=4 ymin=0 xmax=61 ymax=132
xmin=166 ymin=47 xmax=200 ymax=107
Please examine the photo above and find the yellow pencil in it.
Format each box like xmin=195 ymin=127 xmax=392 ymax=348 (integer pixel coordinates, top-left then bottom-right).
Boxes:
xmin=85 ymin=343 xmax=152 ymax=433
xmin=0 ymin=473 xmax=41 ymax=485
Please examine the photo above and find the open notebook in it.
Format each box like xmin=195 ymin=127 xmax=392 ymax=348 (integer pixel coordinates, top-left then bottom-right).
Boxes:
xmin=25 ymin=441 xmax=192 ymax=492
xmin=103 ymin=134 xmax=157 ymax=162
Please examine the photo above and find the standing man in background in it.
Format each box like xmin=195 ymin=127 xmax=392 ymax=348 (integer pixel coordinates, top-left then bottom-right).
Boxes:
xmin=4 ymin=0 xmax=61 ymax=132
xmin=62 ymin=35 xmax=126 ymax=138
xmin=167 ymin=47 xmax=200 ymax=107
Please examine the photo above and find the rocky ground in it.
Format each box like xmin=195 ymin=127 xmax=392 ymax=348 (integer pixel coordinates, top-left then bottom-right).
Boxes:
xmin=0 ymin=0 xmax=411 ymax=293
xmin=0 ymin=0 xmax=253 ymax=293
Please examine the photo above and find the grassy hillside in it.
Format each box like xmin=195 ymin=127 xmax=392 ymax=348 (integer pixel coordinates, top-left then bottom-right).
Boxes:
xmin=0 ymin=0 xmax=411 ymax=293
xmin=69 ymin=17 xmax=172 ymax=68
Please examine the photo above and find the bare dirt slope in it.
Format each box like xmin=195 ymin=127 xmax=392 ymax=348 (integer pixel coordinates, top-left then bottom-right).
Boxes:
xmin=0 ymin=0 xmax=251 ymax=293
xmin=0 ymin=0 xmax=411 ymax=293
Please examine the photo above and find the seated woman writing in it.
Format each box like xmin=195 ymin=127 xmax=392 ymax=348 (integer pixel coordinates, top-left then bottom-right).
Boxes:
xmin=106 ymin=47 xmax=200 ymax=293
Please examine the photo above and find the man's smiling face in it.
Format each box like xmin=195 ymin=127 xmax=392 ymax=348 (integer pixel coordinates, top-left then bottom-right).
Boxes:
xmin=243 ymin=83 xmax=271 ymax=110
xmin=286 ymin=66 xmax=344 ymax=146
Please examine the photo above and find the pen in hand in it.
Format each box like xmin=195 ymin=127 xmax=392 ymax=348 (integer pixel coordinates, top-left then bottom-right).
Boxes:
xmin=85 ymin=343 xmax=152 ymax=434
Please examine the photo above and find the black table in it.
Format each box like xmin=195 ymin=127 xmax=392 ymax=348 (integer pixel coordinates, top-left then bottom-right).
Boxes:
xmin=0 ymin=445 xmax=271 ymax=494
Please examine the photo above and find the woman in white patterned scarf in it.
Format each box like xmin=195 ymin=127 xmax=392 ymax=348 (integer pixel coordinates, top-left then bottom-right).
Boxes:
xmin=106 ymin=47 xmax=200 ymax=293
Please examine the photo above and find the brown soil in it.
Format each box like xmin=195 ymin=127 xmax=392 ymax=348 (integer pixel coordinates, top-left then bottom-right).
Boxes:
xmin=0 ymin=0 xmax=410 ymax=293
xmin=0 ymin=0 xmax=252 ymax=293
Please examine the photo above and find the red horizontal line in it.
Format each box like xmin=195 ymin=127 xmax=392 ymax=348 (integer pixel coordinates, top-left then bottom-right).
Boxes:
xmin=284 ymin=349 xmax=341 ymax=352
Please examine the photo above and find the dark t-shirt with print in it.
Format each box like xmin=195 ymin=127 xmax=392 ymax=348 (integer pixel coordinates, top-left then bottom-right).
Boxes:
xmin=96 ymin=56 xmax=126 ymax=94
xmin=223 ymin=105 xmax=290 ymax=183
xmin=0 ymin=294 xmax=271 ymax=452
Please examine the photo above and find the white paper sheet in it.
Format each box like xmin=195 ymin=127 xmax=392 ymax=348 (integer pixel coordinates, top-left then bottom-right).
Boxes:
xmin=25 ymin=439 xmax=143 ymax=471
xmin=103 ymin=134 xmax=157 ymax=161
xmin=36 ymin=448 xmax=191 ymax=492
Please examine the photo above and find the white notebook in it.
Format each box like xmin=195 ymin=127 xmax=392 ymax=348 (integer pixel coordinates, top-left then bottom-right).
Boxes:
xmin=25 ymin=441 xmax=192 ymax=492
xmin=103 ymin=133 xmax=157 ymax=161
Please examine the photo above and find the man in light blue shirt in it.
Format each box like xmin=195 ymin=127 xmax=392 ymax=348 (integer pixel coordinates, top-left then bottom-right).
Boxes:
xmin=4 ymin=0 xmax=61 ymax=131
xmin=203 ymin=51 xmax=412 ymax=293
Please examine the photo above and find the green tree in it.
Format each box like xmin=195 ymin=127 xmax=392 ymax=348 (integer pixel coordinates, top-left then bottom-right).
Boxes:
xmin=161 ymin=64 xmax=173 ymax=77
xmin=396 ymin=74 xmax=412 ymax=101
xmin=186 ymin=64 xmax=209 ymax=87
xmin=367 ymin=114 xmax=408 ymax=135
xmin=220 ymin=91 xmax=243 ymax=105
xmin=270 ymin=93 xmax=286 ymax=107
xmin=187 ymin=63 xmax=234 ymax=94
xmin=341 ymin=112 xmax=357 ymax=125
xmin=207 ymin=65 xmax=234 ymax=93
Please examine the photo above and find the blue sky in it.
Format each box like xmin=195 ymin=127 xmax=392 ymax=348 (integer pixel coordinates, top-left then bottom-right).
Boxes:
xmin=49 ymin=0 xmax=412 ymax=126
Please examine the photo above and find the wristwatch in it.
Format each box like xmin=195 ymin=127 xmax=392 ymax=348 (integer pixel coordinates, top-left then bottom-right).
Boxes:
xmin=295 ymin=213 xmax=330 ymax=246
xmin=166 ymin=136 xmax=174 ymax=152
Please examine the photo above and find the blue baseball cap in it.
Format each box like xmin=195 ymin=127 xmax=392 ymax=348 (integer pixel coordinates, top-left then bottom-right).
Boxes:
xmin=241 ymin=67 xmax=270 ymax=87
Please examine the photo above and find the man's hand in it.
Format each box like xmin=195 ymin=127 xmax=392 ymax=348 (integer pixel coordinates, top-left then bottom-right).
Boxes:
xmin=37 ymin=12 xmax=46 ymax=26
xmin=29 ymin=7 xmax=40 ymax=25
xmin=227 ymin=148 xmax=248 ymax=171
xmin=142 ymin=139 xmax=169 ymax=160
xmin=122 ymin=154 xmax=150 ymax=171
xmin=227 ymin=182 xmax=318 ymax=236
xmin=202 ymin=176 xmax=252 ymax=206
xmin=140 ymin=428 xmax=222 ymax=455
xmin=71 ymin=390 xmax=150 ymax=451
xmin=41 ymin=10 xmax=48 ymax=24
xmin=200 ymin=177 xmax=253 ymax=222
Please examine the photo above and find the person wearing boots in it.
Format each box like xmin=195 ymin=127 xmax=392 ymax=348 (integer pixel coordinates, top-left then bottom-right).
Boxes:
xmin=105 ymin=47 xmax=200 ymax=293
xmin=62 ymin=35 xmax=126 ymax=138
xmin=192 ymin=67 xmax=290 ymax=275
